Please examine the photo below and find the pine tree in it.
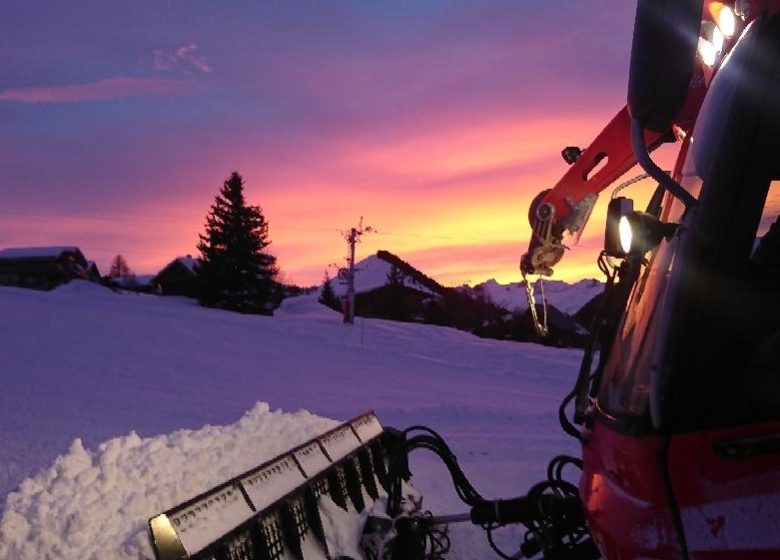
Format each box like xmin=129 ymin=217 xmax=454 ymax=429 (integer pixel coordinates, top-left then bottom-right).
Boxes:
xmin=196 ymin=171 xmax=278 ymax=314
xmin=385 ymin=264 xmax=409 ymax=321
xmin=109 ymin=254 xmax=132 ymax=278
xmin=319 ymin=271 xmax=338 ymax=310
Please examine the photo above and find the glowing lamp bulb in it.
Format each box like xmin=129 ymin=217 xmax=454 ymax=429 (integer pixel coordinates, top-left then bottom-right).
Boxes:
xmin=718 ymin=6 xmax=736 ymax=38
xmin=712 ymin=26 xmax=725 ymax=52
xmin=619 ymin=216 xmax=633 ymax=254
xmin=698 ymin=36 xmax=718 ymax=67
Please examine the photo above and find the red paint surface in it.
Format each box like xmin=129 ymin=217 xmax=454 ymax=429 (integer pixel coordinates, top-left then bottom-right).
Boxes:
xmin=668 ymin=421 xmax=780 ymax=560
xmin=579 ymin=417 xmax=682 ymax=560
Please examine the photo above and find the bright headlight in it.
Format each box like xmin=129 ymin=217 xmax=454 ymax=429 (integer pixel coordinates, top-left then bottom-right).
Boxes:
xmin=619 ymin=216 xmax=633 ymax=254
xmin=712 ymin=26 xmax=725 ymax=52
xmin=718 ymin=6 xmax=736 ymax=38
xmin=698 ymin=36 xmax=718 ymax=67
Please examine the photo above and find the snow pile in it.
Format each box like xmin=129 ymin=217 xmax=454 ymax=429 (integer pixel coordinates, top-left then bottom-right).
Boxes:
xmin=331 ymin=254 xmax=435 ymax=297
xmin=52 ymin=279 xmax=118 ymax=298
xmin=0 ymin=403 xmax=336 ymax=560
xmin=472 ymin=278 xmax=603 ymax=314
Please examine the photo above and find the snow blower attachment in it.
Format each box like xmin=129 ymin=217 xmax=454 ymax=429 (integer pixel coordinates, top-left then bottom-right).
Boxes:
xmin=148 ymin=412 xmax=406 ymax=560
xmin=149 ymin=414 xmax=597 ymax=560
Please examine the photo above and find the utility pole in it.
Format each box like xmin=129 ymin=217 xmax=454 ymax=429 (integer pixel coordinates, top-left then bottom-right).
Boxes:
xmin=340 ymin=217 xmax=373 ymax=324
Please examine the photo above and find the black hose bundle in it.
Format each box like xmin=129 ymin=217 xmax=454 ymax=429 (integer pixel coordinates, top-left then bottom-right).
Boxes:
xmin=387 ymin=424 xmax=485 ymax=516
xmin=512 ymin=456 xmax=598 ymax=560
xmin=383 ymin=426 xmax=464 ymax=560
xmin=386 ymin=426 xmax=599 ymax=559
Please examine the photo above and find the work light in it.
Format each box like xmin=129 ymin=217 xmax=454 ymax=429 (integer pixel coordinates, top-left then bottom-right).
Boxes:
xmin=617 ymin=211 xmax=678 ymax=255
xmin=604 ymin=196 xmax=679 ymax=257
xmin=698 ymin=21 xmax=724 ymax=67
xmin=717 ymin=5 xmax=736 ymax=37
xmin=604 ymin=197 xmax=633 ymax=257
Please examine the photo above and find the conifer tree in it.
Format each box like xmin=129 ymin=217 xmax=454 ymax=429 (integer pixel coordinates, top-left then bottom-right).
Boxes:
xmin=385 ymin=264 xmax=408 ymax=321
xmin=319 ymin=271 xmax=338 ymax=310
xmin=109 ymin=254 xmax=132 ymax=278
xmin=196 ymin=171 xmax=278 ymax=313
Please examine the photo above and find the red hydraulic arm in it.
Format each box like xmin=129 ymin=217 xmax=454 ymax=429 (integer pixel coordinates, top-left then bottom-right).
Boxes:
xmin=543 ymin=107 xmax=663 ymax=234
xmin=520 ymin=67 xmax=707 ymax=278
xmin=520 ymin=93 xmax=704 ymax=278
xmin=520 ymin=0 xmax=780 ymax=278
xmin=520 ymin=106 xmax=664 ymax=277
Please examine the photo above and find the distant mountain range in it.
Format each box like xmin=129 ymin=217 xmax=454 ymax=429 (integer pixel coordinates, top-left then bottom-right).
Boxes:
xmin=324 ymin=250 xmax=604 ymax=347
xmin=463 ymin=278 xmax=604 ymax=316
xmin=330 ymin=250 xmax=603 ymax=317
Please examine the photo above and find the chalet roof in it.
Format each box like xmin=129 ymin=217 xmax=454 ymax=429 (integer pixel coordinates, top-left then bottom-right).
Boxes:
xmin=375 ymin=250 xmax=444 ymax=294
xmin=153 ymin=256 xmax=200 ymax=283
xmin=176 ymin=256 xmax=199 ymax=273
xmin=0 ymin=246 xmax=83 ymax=260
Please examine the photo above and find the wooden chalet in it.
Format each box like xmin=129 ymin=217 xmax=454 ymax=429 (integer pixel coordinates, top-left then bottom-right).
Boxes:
xmin=0 ymin=246 xmax=91 ymax=290
xmin=152 ymin=256 xmax=199 ymax=297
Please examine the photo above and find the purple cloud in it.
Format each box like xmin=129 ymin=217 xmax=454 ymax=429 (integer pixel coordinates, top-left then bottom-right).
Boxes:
xmin=0 ymin=77 xmax=197 ymax=103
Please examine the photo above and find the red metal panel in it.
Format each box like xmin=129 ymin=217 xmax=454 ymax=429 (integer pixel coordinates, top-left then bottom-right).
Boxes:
xmin=667 ymin=421 xmax=780 ymax=559
xmin=580 ymin=419 xmax=682 ymax=559
xmin=541 ymin=107 xmax=658 ymax=224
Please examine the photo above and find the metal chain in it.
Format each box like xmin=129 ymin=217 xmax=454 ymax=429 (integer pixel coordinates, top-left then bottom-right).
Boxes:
xmin=522 ymin=271 xmax=549 ymax=337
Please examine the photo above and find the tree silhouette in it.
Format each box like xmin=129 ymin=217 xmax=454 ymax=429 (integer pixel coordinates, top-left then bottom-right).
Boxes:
xmin=319 ymin=271 xmax=338 ymax=310
xmin=109 ymin=254 xmax=132 ymax=278
xmin=385 ymin=264 xmax=409 ymax=321
xmin=196 ymin=171 xmax=278 ymax=314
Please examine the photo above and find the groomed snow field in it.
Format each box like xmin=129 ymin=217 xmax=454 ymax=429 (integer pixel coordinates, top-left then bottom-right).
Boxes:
xmin=0 ymin=282 xmax=582 ymax=559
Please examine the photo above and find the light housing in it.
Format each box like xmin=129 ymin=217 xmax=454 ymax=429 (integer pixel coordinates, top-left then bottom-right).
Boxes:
xmin=618 ymin=211 xmax=679 ymax=255
xmin=604 ymin=197 xmax=634 ymax=257
xmin=605 ymin=197 xmax=678 ymax=257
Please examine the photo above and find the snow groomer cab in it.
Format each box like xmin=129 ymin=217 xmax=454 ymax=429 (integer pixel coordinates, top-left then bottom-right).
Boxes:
xmin=522 ymin=1 xmax=780 ymax=558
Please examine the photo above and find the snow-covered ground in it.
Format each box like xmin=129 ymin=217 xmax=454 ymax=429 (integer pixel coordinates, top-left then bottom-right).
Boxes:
xmin=0 ymin=281 xmax=581 ymax=559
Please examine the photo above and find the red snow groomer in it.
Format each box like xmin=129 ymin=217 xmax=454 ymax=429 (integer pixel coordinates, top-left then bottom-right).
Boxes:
xmin=149 ymin=1 xmax=780 ymax=559
xmin=519 ymin=0 xmax=780 ymax=557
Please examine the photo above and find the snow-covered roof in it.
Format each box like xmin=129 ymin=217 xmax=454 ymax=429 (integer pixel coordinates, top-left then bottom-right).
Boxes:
xmin=176 ymin=256 xmax=199 ymax=273
xmin=0 ymin=246 xmax=83 ymax=260
xmin=330 ymin=254 xmax=436 ymax=297
xmin=154 ymin=256 xmax=199 ymax=280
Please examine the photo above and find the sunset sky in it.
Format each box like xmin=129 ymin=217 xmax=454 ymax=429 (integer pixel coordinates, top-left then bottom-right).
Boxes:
xmin=1 ymin=1 xmax=664 ymax=286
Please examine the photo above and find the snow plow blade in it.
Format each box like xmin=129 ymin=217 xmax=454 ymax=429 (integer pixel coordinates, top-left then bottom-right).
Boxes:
xmin=149 ymin=412 xmax=394 ymax=560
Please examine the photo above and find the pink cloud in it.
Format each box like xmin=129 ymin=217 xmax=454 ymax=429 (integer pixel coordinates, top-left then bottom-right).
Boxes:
xmin=152 ymin=43 xmax=212 ymax=74
xmin=0 ymin=77 xmax=197 ymax=103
